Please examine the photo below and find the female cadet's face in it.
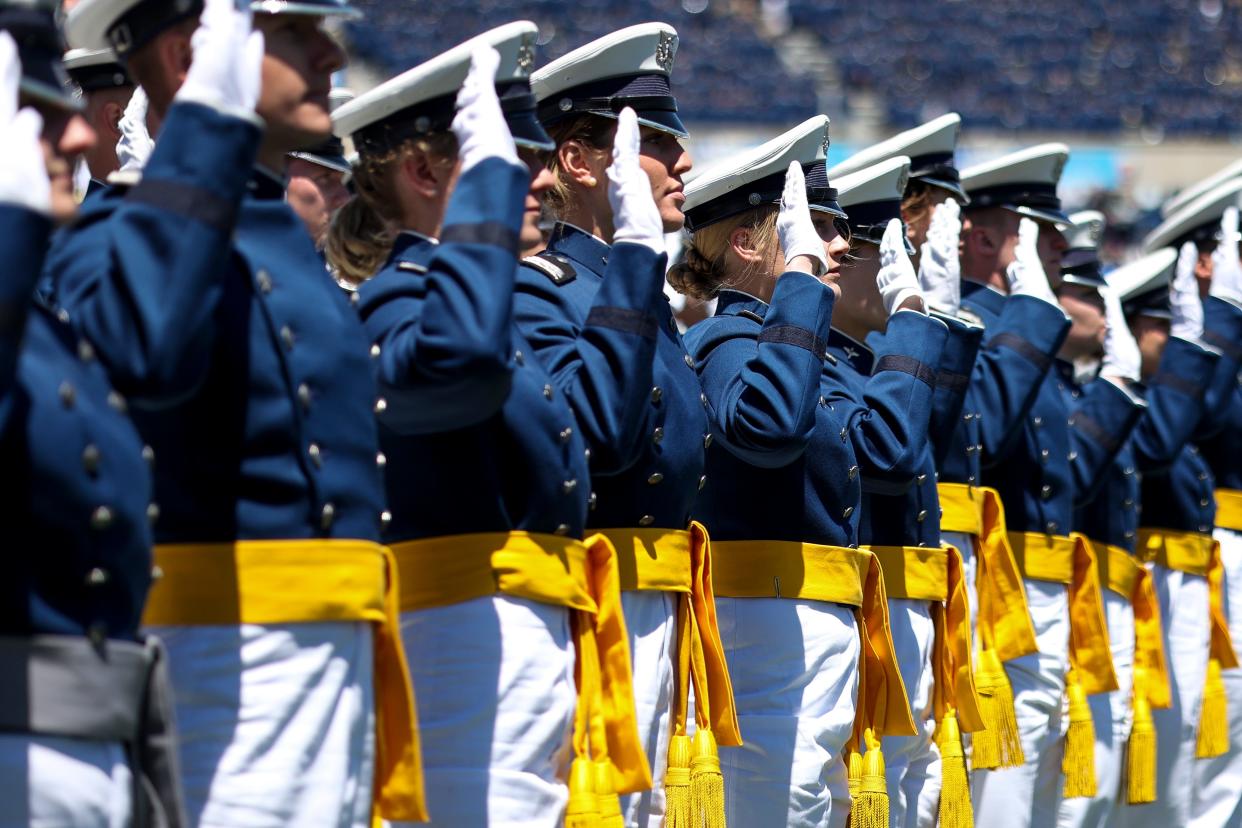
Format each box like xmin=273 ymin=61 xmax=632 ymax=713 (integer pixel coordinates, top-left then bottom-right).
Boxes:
xmin=837 ymin=240 xmax=888 ymax=333
xmin=636 ymin=126 xmax=692 ymax=234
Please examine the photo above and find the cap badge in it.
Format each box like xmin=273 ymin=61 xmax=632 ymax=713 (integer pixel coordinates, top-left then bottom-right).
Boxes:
xmin=558 ymin=97 xmax=573 ymax=112
xmin=748 ymin=192 xmax=762 ymax=206
xmin=655 ymin=30 xmax=677 ymax=72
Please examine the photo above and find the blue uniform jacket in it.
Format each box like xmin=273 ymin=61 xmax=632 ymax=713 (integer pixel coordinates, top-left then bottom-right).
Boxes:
xmin=1075 ymin=336 xmax=1219 ymax=551
xmin=46 ymin=102 xmax=386 ymax=543
xmin=961 ymin=285 xmax=1143 ymax=535
xmin=356 ymin=160 xmax=591 ymax=540
xmin=939 ymin=282 xmax=1070 ymax=487
xmin=1142 ymin=297 xmax=1242 ymax=535
xmin=863 ymin=314 xmax=982 ymax=548
xmin=1197 ymin=297 xmax=1242 ymax=491
xmin=515 ymin=223 xmax=702 ymax=530
xmin=686 ymin=275 xmax=861 ymax=547
xmin=1 ymin=206 xmax=153 ymax=641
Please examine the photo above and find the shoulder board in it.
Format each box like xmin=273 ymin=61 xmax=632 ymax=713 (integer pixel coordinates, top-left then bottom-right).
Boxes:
xmin=738 ymin=309 xmax=764 ymax=324
xmin=397 ymin=261 xmax=428 ymax=274
xmin=105 ymin=169 xmax=141 ymax=188
xmin=956 ymin=307 xmax=985 ymax=328
xmin=523 ymin=252 xmax=577 ymax=286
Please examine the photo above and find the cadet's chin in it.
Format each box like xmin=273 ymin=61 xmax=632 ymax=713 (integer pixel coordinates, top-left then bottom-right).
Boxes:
xmin=48 ymin=175 xmax=77 ymax=227
xmin=269 ymin=102 xmax=334 ymax=152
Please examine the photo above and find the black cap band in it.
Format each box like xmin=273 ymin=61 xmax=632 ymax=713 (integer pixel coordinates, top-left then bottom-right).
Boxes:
xmin=683 ymin=159 xmax=843 ymax=233
xmin=107 ymin=0 xmax=202 ymax=58
xmin=1123 ymin=285 xmax=1172 ymax=320
xmin=966 ymin=181 xmax=1062 ymax=214
xmin=909 ymin=151 xmax=960 ymax=186
xmin=68 ymin=60 xmax=133 ymax=92
xmin=538 ymin=73 xmax=687 ymax=138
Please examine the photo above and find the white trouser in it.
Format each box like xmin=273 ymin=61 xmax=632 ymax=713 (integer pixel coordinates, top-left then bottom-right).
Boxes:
xmin=941 ymin=531 xmax=980 ymax=640
xmin=1056 ymin=590 xmax=1135 ymax=828
xmin=395 ymin=595 xmax=576 ymax=828
xmin=715 ymin=597 xmax=860 ymax=828
xmin=150 ymin=621 xmax=376 ymax=828
xmin=1191 ymin=527 xmax=1242 ymax=827
xmin=1118 ymin=565 xmax=1209 ymax=828
xmin=0 ymin=735 xmax=132 ymax=827
xmin=973 ymin=578 xmax=1070 ymax=828
xmin=883 ymin=598 xmax=940 ymax=828
xmin=618 ymin=590 xmax=676 ymax=828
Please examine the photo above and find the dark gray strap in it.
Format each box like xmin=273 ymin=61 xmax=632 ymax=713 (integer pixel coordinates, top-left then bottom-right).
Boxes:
xmin=133 ymin=637 xmax=188 ymax=828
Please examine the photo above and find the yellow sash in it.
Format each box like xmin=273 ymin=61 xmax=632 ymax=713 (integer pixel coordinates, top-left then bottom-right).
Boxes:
xmin=1092 ymin=540 xmax=1141 ymax=600
xmin=938 ymin=483 xmax=1038 ymax=662
xmin=1010 ymin=532 xmax=1119 ymax=695
xmin=143 ymin=540 xmax=426 ymax=823
xmin=711 ymin=540 xmax=918 ymax=739
xmin=598 ymin=524 xmax=739 ymax=747
xmin=1217 ymin=489 xmax=1242 ymax=533
xmin=390 ymin=530 xmax=652 ymax=796
xmin=868 ymin=545 xmax=983 ymax=732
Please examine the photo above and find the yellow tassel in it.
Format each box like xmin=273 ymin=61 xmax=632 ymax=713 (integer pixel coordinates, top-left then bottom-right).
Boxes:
xmin=1197 ymin=658 xmax=1229 ymax=758
xmin=849 ymin=730 xmax=890 ymax=828
xmin=664 ymin=734 xmax=692 ymax=828
xmin=690 ymin=729 xmax=727 ymax=828
xmin=1062 ymin=676 xmax=1097 ymax=799
xmin=848 ymin=747 xmax=863 ymax=802
xmin=937 ymin=711 xmax=974 ymax=828
xmin=565 ymin=757 xmax=600 ymax=828
xmin=1126 ymin=691 xmax=1157 ymax=805
xmin=972 ymin=648 xmax=1024 ymax=769
xmin=594 ymin=761 xmax=624 ymax=828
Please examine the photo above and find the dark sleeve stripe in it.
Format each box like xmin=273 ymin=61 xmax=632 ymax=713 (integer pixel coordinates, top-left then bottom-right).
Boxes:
xmin=757 ymin=325 xmax=827 ymax=358
xmin=126 ymin=178 xmax=236 ymax=233
xmin=440 ymin=221 xmax=521 ymax=253
xmin=1069 ymin=412 xmax=1120 ymax=453
xmin=585 ymin=306 xmax=659 ymax=340
xmin=875 ymin=354 xmax=937 ymax=387
xmin=990 ymin=331 xmax=1052 ymax=371
xmin=936 ymin=369 xmax=970 ymax=393
xmin=1150 ymin=371 xmax=1205 ymax=400
xmin=1203 ymin=330 xmax=1242 ymax=362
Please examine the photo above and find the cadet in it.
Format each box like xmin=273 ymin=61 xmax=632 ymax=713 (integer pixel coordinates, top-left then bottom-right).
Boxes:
xmin=1059 ymin=242 xmax=1220 ymax=828
xmin=958 ymin=146 xmax=1142 ymax=825
xmin=328 ymin=23 xmax=649 ymax=826
xmin=1122 ymin=182 xmax=1242 ymax=828
xmin=0 ymin=14 xmax=186 ymax=826
xmin=63 ymin=46 xmax=132 ymax=196
xmin=827 ymin=138 xmax=986 ymax=825
xmin=52 ymin=0 xmax=422 ymax=824
xmin=675 ymin=118 xmax=920 ymax=828
xmin=287 ymin=88 xmax=351 ymax=253
xmin=524 ymin=24 xmax=739 ymax=826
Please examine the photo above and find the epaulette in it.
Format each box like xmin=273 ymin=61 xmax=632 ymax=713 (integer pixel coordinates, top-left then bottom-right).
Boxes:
xmin=956 ymin=306 xmax=985 ymax=328
xmin=522 ymin=251 xmax=577 ymax=286
xmin=930 ymin=306 xmax=985 ymax=331
xmin=105 ymin=169 xmax=141 ymax=188
xmin=738 ymin=309 xmax=764 ymax=324
xmin=397 ymin=261 xmax=428 ymax=274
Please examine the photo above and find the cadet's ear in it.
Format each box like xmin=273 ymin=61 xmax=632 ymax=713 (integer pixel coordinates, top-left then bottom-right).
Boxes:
xmin=102 ymin=100 xmax=126 ymax=143
xmin=557 ymin=139 xmax=604 ymax=189
xmin=728 ymin=224 xmax=764 ymax=265
xmin=398 ymin=144 xmax=445 ymax=200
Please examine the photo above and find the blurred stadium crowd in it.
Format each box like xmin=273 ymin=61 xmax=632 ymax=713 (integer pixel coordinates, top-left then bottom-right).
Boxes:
xmin=342 ymin=0 xmax=1242 ymax=266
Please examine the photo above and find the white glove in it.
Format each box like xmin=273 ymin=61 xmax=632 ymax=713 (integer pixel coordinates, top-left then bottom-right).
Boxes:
xmin=1099 ymin=286 xmax=1141 ymax=383
xmin=452 ymin=47 xmax=518 ymax=173
xmin=175 ymin=0 xmax=264 ymax=119
xmin=775 ymin=160 xmax=829 ymax=276
xmin=0 ymin=33 xmax=49 ymax=214
xmin=116 ymin=86 xmax=154 ymax=173
xmin=918 ymin=198 xmax=961 ymax=314
xmin=607 ymin=107 xmax=664 ymax=254
xmin=1006 ymin=217 xmax=1058 ymax=304
xmin=1171 ymin=241 xmax=1205 ymax=340
xmin=1210 ymin=206 xmax=1242 ymax=304
xmin=877 ymin=218 xmax=924 ymax=316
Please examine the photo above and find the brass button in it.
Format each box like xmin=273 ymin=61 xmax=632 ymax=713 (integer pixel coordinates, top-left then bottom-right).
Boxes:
xmin=1033 ymin=416 xmax=1043 ymax=428
xmin=703 ymin=433 xmax=713 ymax=449
xmin=256 ymin=269 xmax=272 ymax=293
xmin=916 ymin=474 xmax=926 ymax=484
xmin=544 ymin=384 xmax=554 ymax=400
xmin=514 ymin=350 xmax=525 ymax=366
xmin=280 ymin=325 xmax=295 ymax=350
xmin=90 ymin=506 xmax=113 ymax=530
xmin=380 ymin=510 xmax=392 ymax=529
xmin=77 ymin=339 xmax=95 ymax=362
xmin=1040 ymin=449 xmax=1050 ymax=464
xmin=819 ymin=396 xmax=828 ymax=407
xmin=843 ymin=506 xmax=855 ymax=519
xmin=1040 ymin=484 xmax=1052 ymax=499
xmin=588 ymin=492 xmax=598 ymax=510
xmin=563 ymin=479 xmax=578 ymax=494
xmin=320 ymin=502 xmax=336 ymax=529
xmin=647 ymin=472 xmax=664 ymax=485
xmin=376 ymin=452 xmax=387 ymax=467
xmin=1068 ymin=451 xmax=1078 ymax=462
xmin=151 ymin=565 xmax=164 ymax=581
xmin=107 ymin=391 xmax=126 ymax=413
xmin=308 ymin=443 xmax=322 ymax=467
xmin=373 ymin=397 xmax=388 ymax=414
xmin=59 ymin=381 xmax=76 ymax=408
xmin=639 ymin=514 xmax=655 ymax=526
xmin=370 ymin=343 xmax=381 ymax=358
xmin=683 ymin=354 xmax=694 ymax=369
xmin=699 ymin=393 xmax=707 ymax=406
xmin=86 ymin=567 xmax=109 ymax=586
xmin=917 ymin=510 xmax=928 ymax=522
xmin=651 ymin=386 xmax=663 ymax=404
xmin=584 ymin=448 xmax=591 ymax=463
xmin=1201 ymin=498 xmax=1211 ymax=507
xmin=142 ymin=445 xmax=155 ymax=467
xmin=698 ymin=475 xmax=707 ymax=491
xmin=147 ymin=503 xmax=160 ymax=524
xmin=82 ymin=444 xmax=100 ymax=475
xmin=298 ymin=383 xmax=312 ymax=409
xmin=652 ymin=427 xmax=665 ymax=445
xmin=554 ymin=523 xmax=571 ymax=536
xmin=1046 ymin=521 xmax=1059 ymax=534
xmin=848 ymin=465 xmax=858 ymax=481
xmin=560 ymin=427 xmax=573 ymax=443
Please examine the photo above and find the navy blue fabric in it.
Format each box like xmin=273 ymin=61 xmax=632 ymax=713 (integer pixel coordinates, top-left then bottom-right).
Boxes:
xmin=1075 ymin=336 xmax=1219 ymax=551
xmin=515 ymin=223 xmax=703 ymax=531
xmin=0 ymin=206 xmax=153 ymax=641
xmin=1142 ymin=297 xmax=1242 ymax=534
xmin=937 ymin=282 xmax=1070 ymax=487
xmin=47 ymin=102 xmax=386 ymax=544
xmin=684 ymin=276 xmax=859 ymax=545
xmin=357 ymin=158 xmax=592 ymax=540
